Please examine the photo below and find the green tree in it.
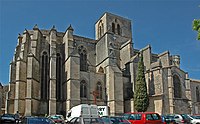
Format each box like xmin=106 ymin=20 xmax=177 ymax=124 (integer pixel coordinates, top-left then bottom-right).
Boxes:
xmin=192 ymin=19 xmax=200 ymax=40
xmin=134 ymin=53 xmax=149 ymax=112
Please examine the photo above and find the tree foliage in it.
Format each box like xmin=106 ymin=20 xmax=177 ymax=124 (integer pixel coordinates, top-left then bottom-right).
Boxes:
xmin=134 ymin=53 xmax=149 ymax=112
xmin=193 ymin=19 xmax=200 ymax=40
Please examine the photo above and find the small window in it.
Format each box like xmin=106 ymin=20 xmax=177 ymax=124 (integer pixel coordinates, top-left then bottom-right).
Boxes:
xmin=117 ymin=24 xmax=120 ymax=35
xmin=98 ymin=67 xmax=104 ymax=73
xmin=129 ymin=115 xmax=135 ymax=120
xmin=196 ymin=87 xmax=200 ymax=102
xmin=112 ymin=23 xmax=115 ymax=33
xmin=98 ymin=20 xmax=104 ymax=38
xmin=80 ymin=80 xmax=87 ymax=98
xmin=96 ymin=82 xmax=103 ymax=99
xmin=146 ymin=114 xmax=153 ymax=120
xmin=130 ymin=114 xmax=141 ymax=120
xmin=78 ymin=46 xmax=88 ymax=72
xmin=151 ymin=114 xmax=160 ymax=120
xmin=146 ymin=114 xmax=160 ymax=120
xmin=99 ymin=26 xmax=101 ymax=38
xmin=82 ymin=107 xmax=89 ymax=114
xmin=175 ymin=116 xmax=179 ymax=119
xmin=123 ymin=114 xmax=130 ymax=120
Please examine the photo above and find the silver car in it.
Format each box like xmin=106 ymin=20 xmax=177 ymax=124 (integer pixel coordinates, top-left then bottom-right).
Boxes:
xmin=186 ymin=114 xmax=200 ymax=124
xmin=173 ymin=114 xmax=191 ymax=124
xmin=66 ymin=117 xmax=104 ymax=124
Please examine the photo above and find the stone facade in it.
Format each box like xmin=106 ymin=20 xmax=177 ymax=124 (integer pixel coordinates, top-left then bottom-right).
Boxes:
xmin=5 ymin=12 xmax=200 ymax=116
xmin=0 ymin=83 xmax=8 ymax=114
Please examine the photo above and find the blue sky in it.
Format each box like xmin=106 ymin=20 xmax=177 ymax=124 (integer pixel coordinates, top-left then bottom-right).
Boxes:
xmin=0 ymin=0 xmax=200 ymax=85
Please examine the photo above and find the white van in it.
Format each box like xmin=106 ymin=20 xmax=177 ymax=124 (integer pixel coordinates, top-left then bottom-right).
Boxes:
xmin=66 ymin=104 xmax=99 ymax=122
xmin=97 ymin=106 xmax=109 ymax=117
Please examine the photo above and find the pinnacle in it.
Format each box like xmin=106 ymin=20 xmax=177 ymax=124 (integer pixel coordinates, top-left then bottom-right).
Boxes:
xmin=33 ymin=24 xmax=39 ymax=30
xmin=67 ymin=24 xmax=74 ymax=31
xmin=51 ymin=25 xmax=56 ymax=31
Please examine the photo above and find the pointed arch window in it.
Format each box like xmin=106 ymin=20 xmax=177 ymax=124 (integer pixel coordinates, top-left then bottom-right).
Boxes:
xmin=96 ymin=82 xmax=102 ymax=99
xmin=112 ymin=23 xmax=115 ymax=33
xmin=98 ymin=21 xmax=104 ymax=38
xmin=56 ymin=53 xmax=62 ymax=101
xmin=196 ymin=87 xmax=200 ymax=102
xmin=80 ymin=80 xmax=87 ymax=98
xmin=117 ymin=24 xmax=121 ymax=35
xmin=173 ymin=75 xmax=182 ymax=98
xmin=99 ymin=26 xmax=102 ymax=38
xmin=78 ymin=46 xmax=88 ymax=71
xmin=101 ymin=23 xmax=104 ymax=36
xmin=41 ymin=51 xmax=49 ymax=100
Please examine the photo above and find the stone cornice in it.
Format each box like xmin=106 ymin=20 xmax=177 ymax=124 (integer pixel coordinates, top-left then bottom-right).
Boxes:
xmin=27 ymin=77 xmax=39 ymax=83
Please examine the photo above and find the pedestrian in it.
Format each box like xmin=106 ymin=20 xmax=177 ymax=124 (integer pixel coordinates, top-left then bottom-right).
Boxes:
xmin=15 ymin=111 xmax=20 ymax=123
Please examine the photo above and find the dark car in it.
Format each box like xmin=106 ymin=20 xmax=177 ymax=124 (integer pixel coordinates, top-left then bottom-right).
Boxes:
xmin=101 ymin=116 xmax=113 ymax=124
xmin=20 ymin=116 xmax=54 ymax=124
xmin=101 ymin=116 xmax=131 ymax=124
xmin=110 ymin=116 xmax=131 ymax=124
xmin=0 ymin=113 xmax=19 ymax=123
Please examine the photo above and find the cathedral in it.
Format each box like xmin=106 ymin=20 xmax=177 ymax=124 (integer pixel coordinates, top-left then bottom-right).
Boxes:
xmin=5 ymin=12 xmax=200 ymax=116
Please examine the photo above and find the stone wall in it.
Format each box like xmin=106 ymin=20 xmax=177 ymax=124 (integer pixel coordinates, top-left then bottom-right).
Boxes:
xmin=190 ymin=79 xmax=200 ymax=114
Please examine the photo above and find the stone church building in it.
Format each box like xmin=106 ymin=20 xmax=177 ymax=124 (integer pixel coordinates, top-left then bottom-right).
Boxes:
xmin=5 ymin=12 xmax=200 ymax=116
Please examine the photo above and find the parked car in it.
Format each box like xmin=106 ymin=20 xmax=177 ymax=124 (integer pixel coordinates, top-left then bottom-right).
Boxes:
xmin=161 ymin=115 xmax=176 ymax=124
xmin=66 ymin=117 xmax=104 ymax=124
xmin=110 ymin=116 xmax=131 ymax=124
xmin=48 ymin=114 xmax=65 ymax=124
xmin=101 ymin=116 xmax=131 ymax=124
xmin=20 ymin=116 xmax=54 ymax=124
xmin=173 ymin=114 xmax=191 ymax=124
xmin=191 ymin=115 xmax=200 ymax=120
xmin=185 ymin=114 xmax=200 ymax=124
xmin=0 ymin=113 xmax=20 ymax=123
xmin=123 ymin=112 xmax=162 ymax=124
xmin=101 ymin=116 xmax=113 ymax=124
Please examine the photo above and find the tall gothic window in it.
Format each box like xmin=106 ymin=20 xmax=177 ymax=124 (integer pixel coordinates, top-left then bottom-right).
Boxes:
xmin=196 ymin=87 xmax=200 ymax=102
xmin=101 ymin=23 xmax=104 ymax=36
xmin=99 ymin=26 xmax=102 ymax=38
xmin=173 ymin=75 xmax=182 ymax=98
xmin=80 ymin=80 xmax=87 ymax=98
xmin=78 ymin=46 xmax=87 ymax=71
xmin=149 ymin=72 xmax=155 ymax=95
xmin=112 ymin=23 xmax=115 ymax=33
xmin=41 ymin=51 xmax=49 ymax=100
xmin=117 ymin=24 xmax=121 ymax=35
xmin=56 ymin=53 xmax=62 ymax=101
xmin=98 ymin=21 xmax=104 ymax=38
xmin=96 ymin=82 xmax=102 ymax=99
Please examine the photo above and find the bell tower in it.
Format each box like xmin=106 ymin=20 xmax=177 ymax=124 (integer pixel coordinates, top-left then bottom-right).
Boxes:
xmin=95 ymin=12 xmax=132 ymax=40
xmin=95 ymin=12 xmax=133 ymax=115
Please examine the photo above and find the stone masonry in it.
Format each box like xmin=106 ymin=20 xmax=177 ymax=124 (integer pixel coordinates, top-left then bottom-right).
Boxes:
xmin=4 ymin=12 xmax=200 ymax=116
